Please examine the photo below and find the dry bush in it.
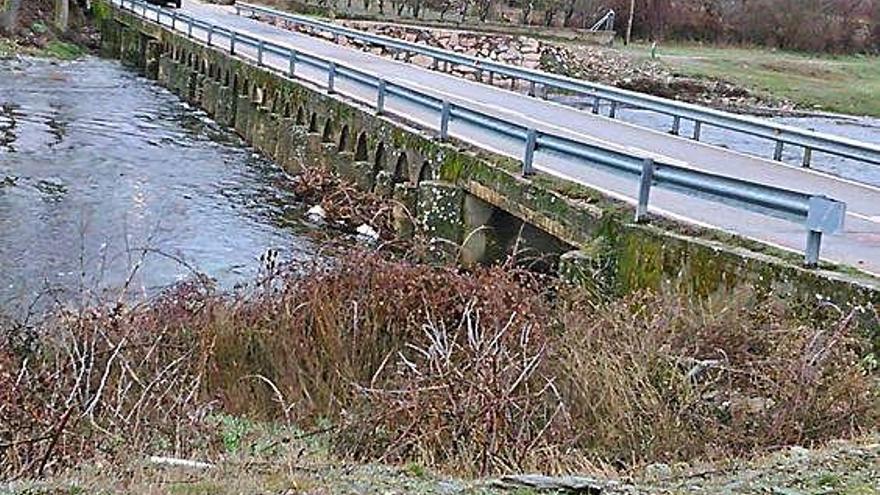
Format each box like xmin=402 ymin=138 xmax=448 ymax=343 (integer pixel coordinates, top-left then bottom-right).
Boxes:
xmin=337 ymin=301 xmax=567 ymax=475
xmin=555 ymin=290 xmax=879 ymax=467
xmin=1 ymin=249 xmax=877 ymax=480
xmin=293 ymin=167 xmax=395 ymax=239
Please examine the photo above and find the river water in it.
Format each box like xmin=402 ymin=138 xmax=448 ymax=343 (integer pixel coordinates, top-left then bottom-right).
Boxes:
xmin=0 ymin=57 xmax=312 ymax=313
xmin=3 ymin=56 xmax=880 ymax=312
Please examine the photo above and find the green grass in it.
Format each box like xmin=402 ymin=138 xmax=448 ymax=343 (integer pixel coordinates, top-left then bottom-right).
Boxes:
xmin=40 ymin=40 xmax=88 ymax=60
xmin=619 ymin=42 xmax=880 ymax=116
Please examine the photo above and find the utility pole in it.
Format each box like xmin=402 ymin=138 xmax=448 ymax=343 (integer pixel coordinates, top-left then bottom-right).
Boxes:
xmin=55 ymin=0 xmax=69 ymax=32
xmin=625 ymin=0 xmax=635 ymax=45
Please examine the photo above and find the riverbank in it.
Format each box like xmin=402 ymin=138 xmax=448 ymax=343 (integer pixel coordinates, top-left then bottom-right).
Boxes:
xmin=0 ymin=0 xmax=96 ymax=60
xmin=620 ymin=42 xmax=880 ymax=118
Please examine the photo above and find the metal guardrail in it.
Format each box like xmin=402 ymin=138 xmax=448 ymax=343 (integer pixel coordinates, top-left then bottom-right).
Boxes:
xmin=114 ymin=0 xmax=846 ymax=267
xmin=235 ymin=2 xmax=880 ymax=170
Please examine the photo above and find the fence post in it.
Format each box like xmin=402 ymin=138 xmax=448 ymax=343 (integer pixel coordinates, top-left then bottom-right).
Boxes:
xmin=230 ymin=32 xmax=237 ymax=55
xmin=522 ymin=128 xmax=537 ymax=176
xmin=609 ymin=101 xmax=618 ymax=119
xmin=635 ymin=158 xmax=655 ymax=223
xmin=170 ymin=11 xmax=176 ymax=29
xmin=528 ymin=80 xmax=536 ymax=97
xmin=207 ymin=25 xmax=214 ymax=46
xmin=591 ymin=96 xmax=601 ymax=114
xmin=692 ymin=121 xmax=702 ymax=141
xmin=187 ymin=18 xmax=193 ymax=38
xmin=439 ymin=100 xmax=451 ymax=141
xmin=327 ymin=62 xmax=336 ymax=93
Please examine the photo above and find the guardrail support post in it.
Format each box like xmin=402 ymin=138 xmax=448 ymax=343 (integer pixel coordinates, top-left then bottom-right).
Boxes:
xmin=635 ymin=158 xmax=655 ymax=223
xmin=288 ymin=51 xmax=297 ymax=76
xmin=802 ymin=147 xmax=813 ymax=168
xmin=774 ymin=140 xmax=784 ymax=161
xmin=522 ymin=128 xmax=538 ymax=176
xmin=327 ymin=63 xmax=336 ymax=94
xmin=171 ymin=11 xmax=176 ymax=30
xmin=528 ymin=80 xmax=536 ymax=97
xmin=805 ymin=230 xmax=822 ymax=268
xmin=187 ymin=18 xmax=193 ymax=38
xmin=671 ymin=116 xmax=681 ymax=136
xmin=488 ymin=71 xmax=494 ymax=85
xmin=591 ymin=97 xmax=601 ymax=114
xmin=439 ymin=100 xmax=451 ymax=141
xmin=609 ymin=101 xmax=618 ymax=119
xmin=235 ymin=5 xmax=241 ymax=15
xmin=692 ymin=121 xmax=702 ymax=141
xmin=230 ymin=32 xmax=237 ymax=55
xmin=207 ymin=25 xmax=214 ymax=46
xmin=257 ymin=40 xmax=265 ymax=66
xmin=431 ymin=58 xmax=438 ymax=70
xmin=376 ymin=80 xmax=387 ymax=115
xmin=156 ymin=7 xmax=160 ymax=23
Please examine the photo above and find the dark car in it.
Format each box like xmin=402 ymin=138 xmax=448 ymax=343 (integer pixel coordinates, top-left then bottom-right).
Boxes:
xmin=146 ymin=0 xmax=182 ymax=7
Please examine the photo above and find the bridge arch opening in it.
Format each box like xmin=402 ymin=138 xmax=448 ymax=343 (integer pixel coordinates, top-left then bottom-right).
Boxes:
xmin=321 ymin=120 xmax=335 ymax=142
xmin=373 ymin=142 xmax=386 ymax=181
xmin=295 ymin=107 xmax=306 ymax=125
xmin=308 ymin=113 xmax=318 ymax=133
xmin=355 ymin=132 xmax=369 ymax=162
xmin=338 ymin=125 xmax=351 ymax=152
xmin=393 ymin=153 xmax=409 ymax=183
xmin=417 ymin=161 xmax=432 ymax=183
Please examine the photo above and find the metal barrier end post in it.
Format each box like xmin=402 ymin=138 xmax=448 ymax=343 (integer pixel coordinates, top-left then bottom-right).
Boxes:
xmin=635 ymin=158 xmax=655 ymax=223
xmin=522 ymin=128 xmax=538 ymax=176
xmin=804 ymin=195 xmax=846 ymax=269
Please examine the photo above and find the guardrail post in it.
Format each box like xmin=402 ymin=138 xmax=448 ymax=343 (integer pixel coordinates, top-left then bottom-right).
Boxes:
xmin=235 ymin=5 xmax=241 ymax=15
xmin=774 ymin=140 xmax=784 ymax=161
xmin=528 ymin=80 xmax=536 ymax=97
xmin=230 ymin=32 xmax=237 ymax=55
xmin=635 ymin=158 xmax=655 ymax=223
xmin=609 ymin=101 xmax=618 ymax=119
xmin=522 ymin=128 xmax=537 ymax=176
xmin=804 ymin=195 xmax=846 ymax=268
xmin=487 ymin=71 xmax=494 ymax=85
xmin=156 ymin=7 xmax=160 ymax=22
xmin=802 ymin=147 xmax=813 ymax=168
xmin=591 ymin=97 xmax=601 ymax=115
xmin=671 ymin=116 xmax=681 ymax=136
xmin=187 ymin=18 xmax=193 ymax=38
xmin=257 ymin=40 xmax=265 ymax=66
xmin=207 ymin=25 xmax=214 ymax=46
xmin=692 ymin=121 xmax=702 ymax=141
xmin=288 ymin=51 xmax=297 ymax=76
xmin=376 ymin=79 xmax=387 ymax=115
xmin=171 ymin=11 xmax=176 ymax=30
xmin=431 ymin=58 xmax=438 ymax=70
xmin=327 ymin=63 xmax=337 ymax=94
xmin=440 ymin=100 xmax=451 ymax=141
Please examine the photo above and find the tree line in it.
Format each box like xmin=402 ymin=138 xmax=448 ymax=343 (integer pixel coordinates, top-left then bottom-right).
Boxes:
xmin=356 ymin=0 xmax=880 ymax=53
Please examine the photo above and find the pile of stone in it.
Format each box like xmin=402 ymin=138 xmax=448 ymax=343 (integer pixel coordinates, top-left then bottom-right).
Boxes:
xmin=264 ymin=15 xmax=796 ymax=115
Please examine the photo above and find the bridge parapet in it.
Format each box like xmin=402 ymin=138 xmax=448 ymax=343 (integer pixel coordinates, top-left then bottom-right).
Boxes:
xmin=94 ymin=0 xmax=880 ymax=312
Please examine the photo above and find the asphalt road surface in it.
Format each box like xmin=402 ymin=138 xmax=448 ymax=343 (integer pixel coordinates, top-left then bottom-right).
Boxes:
xmin=119 ymin=0 xmax=880 ymax=278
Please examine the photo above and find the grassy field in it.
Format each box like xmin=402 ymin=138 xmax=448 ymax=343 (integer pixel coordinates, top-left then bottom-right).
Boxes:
xmin=619 ymin=42 xmax=880 ymax=116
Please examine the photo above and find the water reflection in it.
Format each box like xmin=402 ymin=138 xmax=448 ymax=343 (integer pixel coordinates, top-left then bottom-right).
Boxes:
xmin=0 ymin=57 xmax=312 ymax=313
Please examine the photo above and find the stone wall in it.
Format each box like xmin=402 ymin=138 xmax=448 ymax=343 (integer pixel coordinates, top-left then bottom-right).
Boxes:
xmin=95 ymin=1 xmax=880 ymax=320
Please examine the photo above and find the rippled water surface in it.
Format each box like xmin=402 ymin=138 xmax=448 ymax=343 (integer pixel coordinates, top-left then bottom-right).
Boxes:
xmin=0 ymin=57 xmax=311 ymax=310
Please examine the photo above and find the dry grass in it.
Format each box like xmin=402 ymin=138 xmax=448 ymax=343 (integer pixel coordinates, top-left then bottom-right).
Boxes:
xmin=1 ymin=251 xmax=877 ymax=481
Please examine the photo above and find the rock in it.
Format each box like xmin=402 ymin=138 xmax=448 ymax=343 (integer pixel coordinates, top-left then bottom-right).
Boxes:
xmin=356 ymin=223 xmax=380 ymax=242
xmin=307 ymin=204 xmax=327 ymax=223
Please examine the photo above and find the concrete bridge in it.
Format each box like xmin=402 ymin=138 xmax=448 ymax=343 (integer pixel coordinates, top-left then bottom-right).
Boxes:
xmin=94 ymin=0 xmax=880 ymax=307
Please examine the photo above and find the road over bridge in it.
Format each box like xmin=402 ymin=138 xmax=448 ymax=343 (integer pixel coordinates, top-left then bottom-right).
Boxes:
xmin=122 ymin=0 xmax=880 ymax=276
